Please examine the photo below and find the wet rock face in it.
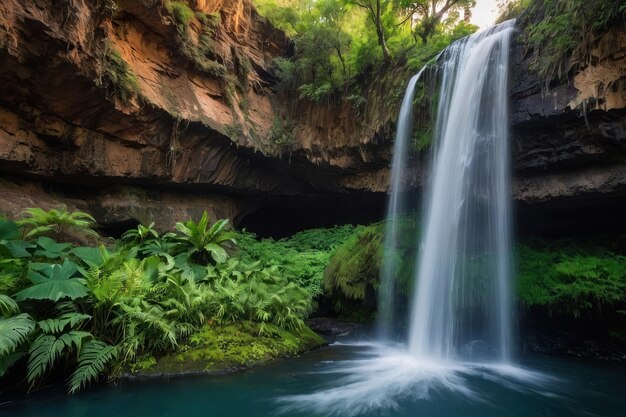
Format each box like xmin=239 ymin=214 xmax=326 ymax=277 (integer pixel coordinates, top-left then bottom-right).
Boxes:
xmin=509 ymin=21 xmax=626 ymax=209
xmin=0 ymin=1 xmax=623 ymax=231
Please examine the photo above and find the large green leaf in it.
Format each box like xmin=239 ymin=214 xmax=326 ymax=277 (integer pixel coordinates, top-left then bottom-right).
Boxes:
xmin=0 ymin=220 xmax=20 ymax=241
xmin=204 ymin=243 xmax=227 ymax=264
xmin=68 ymin=340 xmax=118 ymax=393
xmin=0 ymin=220 xmax=31 ymax=259
xmin=15 ymin=259 xmax=88 ymax=302
xmin=33 ymin=237 xmax=72 ymax=259
xmin=71 ymin=246 xmax=108 ymax=268
xmin=0 ymin=313 xmax=35 ymax=356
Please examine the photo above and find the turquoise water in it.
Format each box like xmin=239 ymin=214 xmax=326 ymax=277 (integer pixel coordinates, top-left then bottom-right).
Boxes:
xmin=3 ymin=343 xmax=625 ymax=417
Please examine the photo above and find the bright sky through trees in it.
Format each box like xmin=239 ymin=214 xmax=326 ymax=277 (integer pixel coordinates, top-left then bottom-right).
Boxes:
xmin=471 ymin=0 xmax=498 ymax=28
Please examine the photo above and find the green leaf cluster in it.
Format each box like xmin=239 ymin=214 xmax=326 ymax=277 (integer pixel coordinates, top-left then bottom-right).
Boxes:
xmin=517 ymin=240 xmax=626 ymax=317
xmin=323 ymin=217 xmax=418 ymax=314
xmin=0 ymin=210 xmax=323 ymax=394
xmin=256 ymin=0 xmax=478 ymax=103
xmin=236 ymin=225 xmax=360 ymax=297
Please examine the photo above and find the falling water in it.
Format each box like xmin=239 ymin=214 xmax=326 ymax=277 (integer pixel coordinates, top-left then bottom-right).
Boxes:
xmin=376 ymin=69 xmax=425 ymax=340
xmin=280 ymin=21 xmax=535 ymax=415
xmin=407 ymin=20 xmax=516 ymax=361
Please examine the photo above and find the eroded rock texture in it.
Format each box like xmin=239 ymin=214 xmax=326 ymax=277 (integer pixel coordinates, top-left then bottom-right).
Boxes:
xmin=0 ymin=0 xmax=623 ymax=233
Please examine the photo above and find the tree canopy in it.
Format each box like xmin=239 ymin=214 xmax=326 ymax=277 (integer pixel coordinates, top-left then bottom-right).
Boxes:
xmin=254 ymin=0 xmax=480 ymax=101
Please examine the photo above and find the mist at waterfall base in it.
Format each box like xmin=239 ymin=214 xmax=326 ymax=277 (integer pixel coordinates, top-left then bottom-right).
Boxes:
xmin=7 ymin=344 xmax=626 ymax=417
xmin=280 ymin=20 xmax=554 ymax=415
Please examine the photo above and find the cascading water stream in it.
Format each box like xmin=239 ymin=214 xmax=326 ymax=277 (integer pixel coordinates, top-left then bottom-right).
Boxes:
xmin=407 ymin=20 xmax=515 ymax=362
xmin=377 ymin=69 xmax=425 ymax=341
xmin=279 ymin=21 xmax=548 ymax=416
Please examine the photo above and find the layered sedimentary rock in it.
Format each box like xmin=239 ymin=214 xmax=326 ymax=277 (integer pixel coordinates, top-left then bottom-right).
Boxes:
xmin=0 ymin=0 xmax=623 ymax=231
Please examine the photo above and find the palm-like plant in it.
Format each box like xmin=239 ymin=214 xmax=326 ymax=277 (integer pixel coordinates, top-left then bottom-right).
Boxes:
xmin=174 ymin=212 xmax=236 ymax=265
xmin=121 ymin=222 xmax=159 ymax=244
xmin=17 ymin=206 xmax=99 ymax=241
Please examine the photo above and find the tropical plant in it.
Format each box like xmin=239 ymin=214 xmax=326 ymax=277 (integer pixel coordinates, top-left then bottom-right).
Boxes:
xmin=0 ymin=313 xmax=35 ymax=377
xmin=174 ymin=212 xmax=236 ymax=265
xmin=68 ymin=340 xmax=118 ymax=393
xmin=0 ymin=220 xmax=31 ymax=259
xmin=15 ymin=260 xmax=88 ymax=303
xmin=17 ymin=206 xmax=99 ymax=241
xmin=0 ymin=220 xmax=31 ymax=294
xmin=206 ymin=259 xmax=312 ymax=333
xmin=0 ymin=208 xmax=328 ymax=396
xmin=121 ymin=222 xmax=160 ymax=245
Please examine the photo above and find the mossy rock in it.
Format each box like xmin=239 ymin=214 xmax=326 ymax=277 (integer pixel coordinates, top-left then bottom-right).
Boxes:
xmin=323 ymin=218 xmax=419 ymax=315
xmin=131 ymin=322 xmax=325 ymax=376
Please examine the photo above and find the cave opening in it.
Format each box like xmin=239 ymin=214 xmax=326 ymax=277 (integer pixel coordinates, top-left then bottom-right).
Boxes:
xmin=237 ymin=193 xmax=387 ymax=238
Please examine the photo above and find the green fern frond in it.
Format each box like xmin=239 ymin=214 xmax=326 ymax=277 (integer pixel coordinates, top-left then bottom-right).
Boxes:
xmin=0 ymin=313 xmax=35 ymax=356
xmin=0 ymin=295 xmax=19 ymax=317
xmin=27 ymin=331 xmax=92 ymax=384
xmin=68 ymin=340 xmax=118 ymax=394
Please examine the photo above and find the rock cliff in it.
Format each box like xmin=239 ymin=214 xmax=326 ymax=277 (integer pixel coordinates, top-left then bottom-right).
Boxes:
xmin=0 ymin=0 xmax=623 ymax=234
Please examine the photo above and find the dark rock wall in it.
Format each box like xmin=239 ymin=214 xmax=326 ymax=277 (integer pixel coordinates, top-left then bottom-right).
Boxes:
xmin=0 ymin=1 xmax=623 ymax=234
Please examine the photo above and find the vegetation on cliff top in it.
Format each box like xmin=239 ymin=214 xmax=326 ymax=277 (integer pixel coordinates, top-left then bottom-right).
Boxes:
xmin=255 ymin=0 xmax=478 ymax=102
xmin=521 ymin=0 xmax=625 ymax=89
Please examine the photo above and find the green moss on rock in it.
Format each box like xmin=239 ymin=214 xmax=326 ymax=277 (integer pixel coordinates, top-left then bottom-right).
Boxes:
xmin=133 ymin=321 xmax=325 ymax=376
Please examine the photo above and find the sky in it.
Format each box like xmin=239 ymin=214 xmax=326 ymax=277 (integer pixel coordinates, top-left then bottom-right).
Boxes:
xmin=470 ymin=0 xmax=500 ymax=29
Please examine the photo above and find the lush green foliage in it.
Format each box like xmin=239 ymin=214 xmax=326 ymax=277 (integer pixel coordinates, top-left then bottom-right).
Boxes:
xmin=323 ymin=224 xmax=626 ymax=321
xmin=517 ymin=240 xmax=626 ymax=317
xmin=98 ymin=43 xmax=141 ymax=104
xmin=324 ymin=218 xmax=418 ymax=314
xmin=256 ymin=0 xmax=478 ymax=102
xmin=237 ymin=225 xmax=360 ymax=297
xmin=135 ymin=321 xmax=324 ymax=374
xmin=523 ymin=0 xmax=624 ymax=88
xmin=17 ymin=206 xmax=98 ymax=241
xmin=0 ymin=211 xmax=322 ymax=394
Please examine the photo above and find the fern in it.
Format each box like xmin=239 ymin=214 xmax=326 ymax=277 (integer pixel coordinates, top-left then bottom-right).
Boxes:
xmin=0 ymin=313 xmax=35 ymax=356
xmin=174 ymin=213 xmax=236 ymax=265
xmin=68 ymin=340 xmax=118 ymax=393
xmin=38 ymin=312 xmax=92 ymax=334
xmin=27 ymin=331 xmax=92 ymax=384
xmin=17 ymin=206 xmax=99 ymax=240
xmin=0 ymin=294 xmax=19 ymax=317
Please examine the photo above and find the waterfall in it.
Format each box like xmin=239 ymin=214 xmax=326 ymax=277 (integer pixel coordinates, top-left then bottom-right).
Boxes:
xmin=407 ymin=20 xmax=516 ymax=361
xmin=376 ymin=69 xmax=425 ymax=341
xmin=281 ymin=21 xmax=555 ymax=415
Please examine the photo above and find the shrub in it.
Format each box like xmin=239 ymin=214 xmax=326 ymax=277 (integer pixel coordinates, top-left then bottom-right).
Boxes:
xmin=517 ymin=240 xmax=626 ymax=318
